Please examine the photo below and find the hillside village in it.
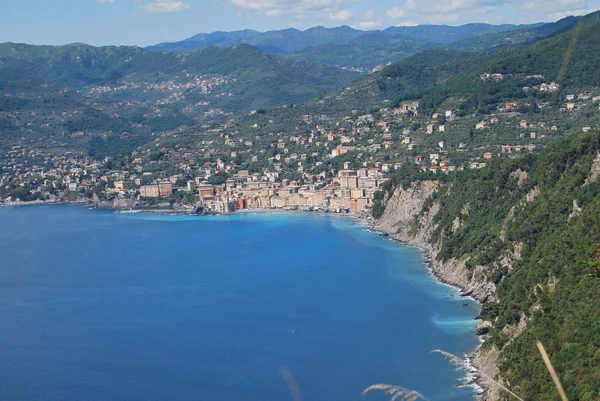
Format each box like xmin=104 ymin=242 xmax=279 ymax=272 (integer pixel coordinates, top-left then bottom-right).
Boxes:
xmin=88 ymin=74 xmax=233 ymax=109
xmin=2 ymin=84 xmax=599 ymax=214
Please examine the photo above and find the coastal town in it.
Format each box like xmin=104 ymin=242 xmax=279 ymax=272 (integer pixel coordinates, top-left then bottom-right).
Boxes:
xmin=0 ymin=144 xmax=388 ymax=214
xmin=2 ymin=82 xmax=599 ymax=214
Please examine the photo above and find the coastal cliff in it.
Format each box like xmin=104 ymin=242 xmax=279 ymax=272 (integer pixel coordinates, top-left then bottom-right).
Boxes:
xmin=375 ymin=181 xmax=497 ymax=304
xmin=371 ymin=132 xmax=600 ymax=401
xmin=373 ymin=181 xmax=501 ymax=400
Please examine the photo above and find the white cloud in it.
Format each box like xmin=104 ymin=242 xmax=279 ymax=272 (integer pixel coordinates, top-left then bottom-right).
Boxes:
xmin=395 ymin=20 xmax=419 ymax=26
xmin=385 ymin=6 xmax=405 ymax=19
xmin=136 ymin=0 xmax=191 ymax=13
xmin=329 ymin=9 xmax=353 ymax=20
xmin=522 ymin=0 xmax=588 ymax=11
xmin=401 ymin=0 xmax=506 ymax=15
xmin=227 ymin=0 xmax=598 ymax=26
xmin=230 ymin=0 xmax=344 ymax=20
xmin=390 ymin=0 xmax=597 ymax=25
xmin=358 ymin=20 xmax=383 ymax=29
xmin=520 ymin=0 xmax=599 ymax=23
xmin=363 ymin=10 xmax=377 ymax=19
xmin=548 ymin=6 xmax=599 ymax=19
xmin=381 ymin=0 xmax=510 ymax=25
xmin=356 ymin=10 xmax=382 ymax=29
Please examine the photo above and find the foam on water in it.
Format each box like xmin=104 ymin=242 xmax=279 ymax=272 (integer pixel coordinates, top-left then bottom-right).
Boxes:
xmin=430 ymin=314 xmax=480 ymax=334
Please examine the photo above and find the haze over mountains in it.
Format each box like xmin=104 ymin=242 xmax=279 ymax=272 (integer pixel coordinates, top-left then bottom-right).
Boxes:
xmin=144 ymin=18 xmax=580 ymax=70
xmin=145 ymin=23 xmax=541 ymax=53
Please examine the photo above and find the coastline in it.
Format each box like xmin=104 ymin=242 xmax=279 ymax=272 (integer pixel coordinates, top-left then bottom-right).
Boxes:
xmin=367 ymin=219 xmax=491 ymax=400
xmin=1 ymin=200 xmax=485 ymax=401
xmin=372 ymin=181 xmax=502 ymax=400
xmin=1 ymin=200 xmax=486 ymax=398
xmin=1 ymin=199 xmax=371 ymax=219
xmin=371 ymin=226 xmax=486 ymax=397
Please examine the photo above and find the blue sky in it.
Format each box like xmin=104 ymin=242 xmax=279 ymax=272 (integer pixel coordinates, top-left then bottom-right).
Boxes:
xmin=1 ymin=0 xmax=599 ymax=47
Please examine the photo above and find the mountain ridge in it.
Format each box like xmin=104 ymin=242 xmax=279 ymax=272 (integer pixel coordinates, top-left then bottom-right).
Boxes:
xmin=144 ymin=22 xmax=541 ymax=54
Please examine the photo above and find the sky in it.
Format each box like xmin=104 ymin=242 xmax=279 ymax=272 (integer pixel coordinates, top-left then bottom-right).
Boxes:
xmin=0 ymin=0 xmax=599 ymax=47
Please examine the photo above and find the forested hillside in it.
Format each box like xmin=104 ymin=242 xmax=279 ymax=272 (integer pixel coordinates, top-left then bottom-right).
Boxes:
xmin=447 ymin=16 xmax=578 ymax=51
xmin=363 ymin=14 xmax=600 ymax=400
xmin=405 ymin=11 xmax=600 ymax=113
xmin=0 ymin=43 xmax=358 ymax=156
xmin=373 ymin=131 xmax=600 ymax=400
xmin=0 ymin=43 xmax=358 ymax=109
xmin=147 ymin=22 xmax=553 ymax=70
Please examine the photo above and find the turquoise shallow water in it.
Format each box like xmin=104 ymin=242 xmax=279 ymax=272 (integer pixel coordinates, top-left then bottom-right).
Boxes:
xmin=0 ymin=205 xmax=480 ymax=401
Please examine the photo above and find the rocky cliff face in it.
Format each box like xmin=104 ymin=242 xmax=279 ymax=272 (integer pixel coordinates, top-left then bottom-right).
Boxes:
xmin=375 ymin=181 xmax=496 ymax=303
xmin=374 ymin=180 xmax=501 ymax=401
xmin=98 ymin=196 xmax=139 ymax=209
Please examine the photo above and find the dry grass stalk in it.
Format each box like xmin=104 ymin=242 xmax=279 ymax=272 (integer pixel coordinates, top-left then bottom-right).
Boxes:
xmin=279 ymin=366 xmax=303 ymax=401
xmin=536 ymin=341 xmax=569 ymax=401
xmin=431 ymin=350 xmax=524 ymax=401
xmin=362 ymin=384 xmax=430 ymax=401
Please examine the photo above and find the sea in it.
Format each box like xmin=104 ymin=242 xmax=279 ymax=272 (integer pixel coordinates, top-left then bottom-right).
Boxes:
xmin=0 ymin=205 xmax=481 ymax=401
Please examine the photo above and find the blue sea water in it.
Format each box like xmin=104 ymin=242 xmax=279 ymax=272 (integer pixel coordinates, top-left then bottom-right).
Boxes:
xmin=0 ymin=205 xmax=480 ymax=401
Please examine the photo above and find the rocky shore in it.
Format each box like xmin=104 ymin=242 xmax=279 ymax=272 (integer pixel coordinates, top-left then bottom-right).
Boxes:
xmin=371 ymin=181 xmax=501 ymax=401
xmin=1 ymin=197 xmax=212 ymax=215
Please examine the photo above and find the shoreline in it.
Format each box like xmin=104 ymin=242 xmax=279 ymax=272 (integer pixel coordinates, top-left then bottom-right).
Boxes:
xmin=1 ymin=200 xmax=485 ymax=398
xmin=367 ymin=224 xmax=487 ymax=399
xmin=1 ymin=200 xmax=366 ymax=218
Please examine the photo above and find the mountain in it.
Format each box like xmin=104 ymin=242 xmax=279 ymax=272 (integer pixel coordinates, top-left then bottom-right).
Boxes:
xmin=141 ymin=11 xmax=600 ymax=130
xmin=283 ymin=20 xmax=572 ymax=70
xmin=290 ymin=11 xmax=600 ymax=119
xmin=144 ymin=22 xmax=556 ymax=71
xmin=447 ymin=16 xmax=580 ymax=51
xmin=145 ymin=30 xmax=261 ymax=53
xmin=175 ymin=11 xmax=600 ymax=136
xmin=282 ymin=39 xmax=440 ymax=70
xmin=145 ymin=25 xmax=364 ymax=53
xmin=0 ymin=42 xmax=359 ymax=155
xmin=408 ymin=11 xmax=600 ymax=113
xmin=384 ymin=23 xmax=544 ymax=44
xmin=0 ymin=42 xmax=358 ymax=111
xmin=243 ymin=26 xmax=365 ymax=53
xmin=311 ymin=49 xmax=493 ymax=111
xmin=144 ymin=23 xmax=538 ymax=55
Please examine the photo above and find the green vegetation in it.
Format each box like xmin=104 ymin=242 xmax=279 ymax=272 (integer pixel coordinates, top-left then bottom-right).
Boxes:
xmin=0 ymin=42 xmax=359 ymax=157
xmin=89 ymin=135 xmax=152 ymax=158
xmin=447 ymin=16 xmax=578 ymax=52
xmin=374 ymin=131 xmax=600 ymax=400
xmin=403 ymin=12 xmax=600 ymax=113
xmin=283 ymin=21 xmax=567 ymax=70
xmin=0 ymin=42 xmax=359 ymax=111
xmin=284 ymin=39 xmax=439 ymax=69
